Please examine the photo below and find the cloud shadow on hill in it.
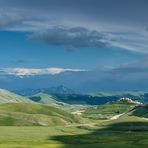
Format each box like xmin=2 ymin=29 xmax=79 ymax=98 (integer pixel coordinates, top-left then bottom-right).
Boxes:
xmin=50 ymin=121 xmax=148 ymax=148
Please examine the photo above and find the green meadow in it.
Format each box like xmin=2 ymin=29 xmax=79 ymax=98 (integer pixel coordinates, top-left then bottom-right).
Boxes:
xmin=0 ymin=89 xmax=148 ymax=148
xmin=0 ymin=115 xmax=148 ymax=148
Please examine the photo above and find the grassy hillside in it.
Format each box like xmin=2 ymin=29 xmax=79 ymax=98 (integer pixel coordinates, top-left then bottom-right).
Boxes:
xmin=0 ymin=115 xmax=147 ymax=148
xmin=129 ymin=104 xmax=148 ymax=118
xmin=0 ymin=89 xmax=32 ymax=104
xmin=29 ymin=92 xmax=59 ymax=104
xmin=52 ymin=119 xmax=148 ymax=148
xmin=0 ymin=96 xmax=147 ymax=147
xmin=83 ymin=99 xmax=137 ymax=120
xmin=0 ymin=103 xmax=87 ymax=126
xmin=0 ymin=88 xmax=148 ymax=147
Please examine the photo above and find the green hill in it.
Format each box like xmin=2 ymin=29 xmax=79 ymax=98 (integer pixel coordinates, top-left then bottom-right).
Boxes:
xmin=83 ymin=99 xmax=137 ymax=120
xmin=0 ymin=103 xmax=87 ymax=126
xmin=129 ymin=104 xmax=148 ymax=118
xmin=0 ymin=89 xmax=32 ymax=104
xmin=29 ymin=92 xmax=58 ymax=104
xmin=29 ymin=92 xmax=70 ymax=110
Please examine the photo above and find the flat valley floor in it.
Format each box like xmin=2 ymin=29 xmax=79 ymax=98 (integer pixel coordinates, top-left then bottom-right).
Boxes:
xmin=0 ymin=120 xmax=148 ymax=148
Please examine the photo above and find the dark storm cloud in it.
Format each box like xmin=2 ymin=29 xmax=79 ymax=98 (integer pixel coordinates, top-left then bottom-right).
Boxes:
xmin=0 ymin=9 xmax=30 ymax=28
xmin=0 ymin=0 xmax=148 ymax=53
xmin=1 ymin=0 xmax=148 ymax=27
xmin=28 ymin=26 xmax=108 ymax=50
xmin=1 ymin=0 xmax=148 ymax=92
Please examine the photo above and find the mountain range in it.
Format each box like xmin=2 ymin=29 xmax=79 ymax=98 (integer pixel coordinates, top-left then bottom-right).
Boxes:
xmin=0 ymin=88 xmax=147 ymax=127
xmin=5 ymin=87 xmax=148 ymax=105
xmin=14 ymin=85 xmax=75 ymax=96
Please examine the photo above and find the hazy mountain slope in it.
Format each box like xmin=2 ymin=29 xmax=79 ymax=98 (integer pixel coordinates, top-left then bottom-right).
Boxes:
xmin=13 ymin=88 xmax=148 ymax=105
xmin=14 ymin=85 xmax=75 ymax=96
xmin=39 ymin=91 xmax=147 ymax=105
xmin=0 ymin=89 xmax=32 ymax=104
xmin=0 ymin=103 xmax=87 ymax=126
xmin=90 ymin=91 xmax=148 ymax=102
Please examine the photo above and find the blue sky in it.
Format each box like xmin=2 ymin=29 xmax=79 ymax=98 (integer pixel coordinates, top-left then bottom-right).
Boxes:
xmin=0 ymin=31 xmax=143 ymax=69
xmin=0 ymin=0 xmax=148 ymax=92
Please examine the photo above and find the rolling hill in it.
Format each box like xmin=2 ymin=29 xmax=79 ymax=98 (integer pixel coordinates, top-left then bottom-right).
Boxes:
xmin=0 ymin=89 xmax=32 ymax=104
xmin=129 ymin=104 xmax=148 ymax=118
xmin=82 ymin=98 xmax=138 ymax=120
xmin=0 ymin=103 xmax=87 ymax=126
xmin=29 ymin=92 xmax=58 ymax=104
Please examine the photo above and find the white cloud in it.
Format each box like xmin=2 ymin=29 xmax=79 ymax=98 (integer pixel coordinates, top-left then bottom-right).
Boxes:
xmin=2 ymin=67 xmax=86 ymax=77
xmin=106 ymin=32 xmax=148 ymax=53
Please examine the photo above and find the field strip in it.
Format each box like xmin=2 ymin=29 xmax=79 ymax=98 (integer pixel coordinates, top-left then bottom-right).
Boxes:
xmin=110 ymin=113 xmax=124 ymax=120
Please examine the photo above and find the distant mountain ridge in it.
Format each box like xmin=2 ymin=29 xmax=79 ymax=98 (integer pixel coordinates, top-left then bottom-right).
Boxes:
xmin=14 ymin=85 xmax=75 ymax=96
xmin=0 ymin=88 xmax=147 ymax=127
xmin=1 ymin=87 xmax=148 ymax=105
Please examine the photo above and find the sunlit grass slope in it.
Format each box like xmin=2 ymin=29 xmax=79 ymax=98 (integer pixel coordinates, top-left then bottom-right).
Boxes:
xmin=0 ymin=89 xmax=32 ymax=104
xmin=0 ymin=103 xmax=87 ymax=126
xmin=83 ymin=99 xmax=137 ymax=120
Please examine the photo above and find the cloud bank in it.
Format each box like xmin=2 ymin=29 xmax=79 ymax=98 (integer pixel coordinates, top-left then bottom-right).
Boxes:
xmin=28 ymin=26 xmax=107 ymax=50
xmin=2 ymin=67 xmax=86 ymax=77
xmin=1 ymin=59 xmax=148 ymax=92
